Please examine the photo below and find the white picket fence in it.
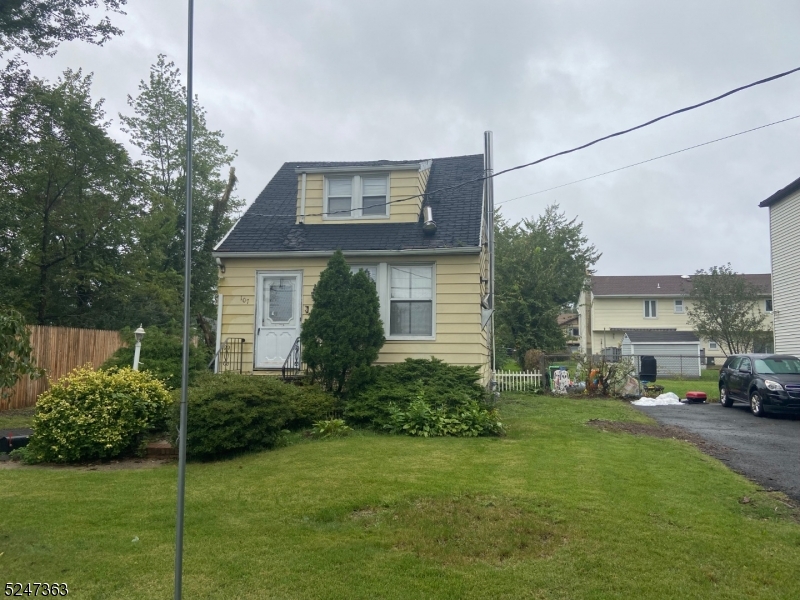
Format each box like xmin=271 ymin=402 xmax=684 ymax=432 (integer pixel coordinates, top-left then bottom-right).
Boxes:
xmin=493 ymin=370 xmax=542 ymax=392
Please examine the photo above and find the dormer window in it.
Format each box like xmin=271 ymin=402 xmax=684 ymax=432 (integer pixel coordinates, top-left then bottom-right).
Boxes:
xmin=324 ymin=174 xmax=389 ymax=219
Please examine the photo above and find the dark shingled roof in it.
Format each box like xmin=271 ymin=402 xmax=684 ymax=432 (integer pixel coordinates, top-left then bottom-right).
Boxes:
xmin=591 ymin=274 xmax=771 ymax=296
xmin=759 ymin=174 xmax=800 ymax=208
xmin=624 ymin=330 xmax=700 ymax=343
xmin=215 ymin=154 xmax=484 ymax=254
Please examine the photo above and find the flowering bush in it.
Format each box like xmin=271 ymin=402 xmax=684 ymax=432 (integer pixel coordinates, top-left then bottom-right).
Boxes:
xmin=27 ymin=366 xmax=171 ymax=463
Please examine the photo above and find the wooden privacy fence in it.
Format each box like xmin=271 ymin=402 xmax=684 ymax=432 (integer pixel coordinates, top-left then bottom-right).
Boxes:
xmin=494 ymin=370 xmax=542 ymax=392
xmin=1 ymin=326 xmax=124 ymax=410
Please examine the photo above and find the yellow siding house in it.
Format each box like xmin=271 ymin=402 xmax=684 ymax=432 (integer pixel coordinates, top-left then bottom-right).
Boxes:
xmin=212 ymin=155 xmax=491 ymax=382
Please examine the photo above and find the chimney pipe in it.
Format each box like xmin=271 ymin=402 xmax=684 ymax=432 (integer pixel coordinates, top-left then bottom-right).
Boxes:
xmin=422 ymin=206 xmax=437 ymax=233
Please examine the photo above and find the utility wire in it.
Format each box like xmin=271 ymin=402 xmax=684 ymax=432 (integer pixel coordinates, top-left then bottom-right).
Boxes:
xmin=497 ymin=113 xmax=800 ymax=207
xmin=240 ymin=66 xmax=800 ymax=221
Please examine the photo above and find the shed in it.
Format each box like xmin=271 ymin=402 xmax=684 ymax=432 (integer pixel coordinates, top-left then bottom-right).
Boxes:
xmin=621 ymin=330 xmax=701 ymax=378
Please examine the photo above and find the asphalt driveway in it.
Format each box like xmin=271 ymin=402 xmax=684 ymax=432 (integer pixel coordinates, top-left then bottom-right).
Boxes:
xmin=634 ymin=402 xmax=800 ymax=502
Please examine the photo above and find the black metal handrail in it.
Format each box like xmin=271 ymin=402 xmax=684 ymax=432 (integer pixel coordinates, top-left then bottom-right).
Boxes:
xmin=281 ymin=337 xmax=304 ymax=380
xmin=208 ymin=337 xmax=245 ymax=373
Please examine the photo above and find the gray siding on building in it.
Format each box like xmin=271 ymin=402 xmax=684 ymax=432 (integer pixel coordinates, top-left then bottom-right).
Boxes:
xmin=769 ymin=191 xmax=800 ymax=355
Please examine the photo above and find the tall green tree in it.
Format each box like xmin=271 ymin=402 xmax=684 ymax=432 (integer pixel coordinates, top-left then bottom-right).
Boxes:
xmin=687 ymin=264 xmax=771 ymax=355
xmin=301 ymin=251 xmax=385 ymax=393
xmin=0 ymin=306 xmax=42 ymax=405
xmin=0 ymin=70 xmax=140 ymax=327
xmin=0 ymin=0 xmax=126 ymax=58
xmin=495 ymin=205 xmax=600 ymax=361
xmin=120 ymin=55 xmax=240 ymax=324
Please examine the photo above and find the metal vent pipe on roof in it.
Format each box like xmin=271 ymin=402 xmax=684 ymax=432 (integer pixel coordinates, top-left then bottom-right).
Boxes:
xmin=422 ymin=206 xmax=437 ymax=233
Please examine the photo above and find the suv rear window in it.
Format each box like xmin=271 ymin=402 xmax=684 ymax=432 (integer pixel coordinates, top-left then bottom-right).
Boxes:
xmin=727 ymin=357 xmax=742 ymax=370
xmin=755 ymin=357 xmax=800 ymax=374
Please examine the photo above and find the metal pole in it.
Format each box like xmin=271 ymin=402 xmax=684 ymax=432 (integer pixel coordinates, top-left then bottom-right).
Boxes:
xmin=484 ymin=131 xmax=496 ymax=373
xmin=132 ymin=341 xmax=141 ymax=371
xmin=174 ymin=0 xmax=193 ymax=598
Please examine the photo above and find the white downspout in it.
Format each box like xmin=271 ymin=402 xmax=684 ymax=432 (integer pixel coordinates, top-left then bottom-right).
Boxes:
xmin=215 ymin=294 xmax=223 ymax=373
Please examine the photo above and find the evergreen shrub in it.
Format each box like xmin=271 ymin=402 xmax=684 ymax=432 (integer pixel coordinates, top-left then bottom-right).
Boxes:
xmin=177 ymin=373 xmax=295 ymax=460
xmin=102 ymin=326 xmax=213 ymax=389
xmin=385 ymin=390 xmax=504 ymax=437
xmin=286 ymin=383 xmax=339 ymax=429
xmin=28 ymin=366 xmax=171 ymax=463
xmin=300 ymin=250 xmax=384 ymax=393
xmin=344 ymin=358 xmax=491 ymax=429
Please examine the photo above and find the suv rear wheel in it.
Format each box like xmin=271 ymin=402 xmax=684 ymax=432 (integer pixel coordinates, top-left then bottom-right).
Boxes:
xmin=720 ymin=385 xmax=733 ymax=407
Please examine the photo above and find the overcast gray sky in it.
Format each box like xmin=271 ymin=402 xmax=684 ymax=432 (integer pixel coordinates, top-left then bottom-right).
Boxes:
xmin=23 ymin=0 xmax=800 ymax=276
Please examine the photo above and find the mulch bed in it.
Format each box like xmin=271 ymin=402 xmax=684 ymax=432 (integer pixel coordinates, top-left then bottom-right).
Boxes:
xmin=586 ymin=419 xmax=730 ymax=459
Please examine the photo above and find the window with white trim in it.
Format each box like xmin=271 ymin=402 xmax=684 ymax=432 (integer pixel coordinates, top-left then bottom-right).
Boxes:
xmin=674 ymin=299 xmax=684 ymax=314
xmin=390 ymin=265 xmax=433 ymax=337
xmin=644 ymin=299 xmax=657 ymax=318
xmin=324 ymin=174 xmax=389 ymax=219
xmin=709 ymin=341 xmax=718 ymax=350
xmin=766 ymin=298 xmax=773 ymax=312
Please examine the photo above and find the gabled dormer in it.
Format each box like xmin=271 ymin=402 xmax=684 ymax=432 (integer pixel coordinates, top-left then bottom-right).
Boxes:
xmin=295 ymin=160 xmax=432 ymax=225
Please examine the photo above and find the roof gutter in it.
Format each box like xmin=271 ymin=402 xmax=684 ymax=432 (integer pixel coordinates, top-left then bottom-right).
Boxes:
xmin=212 ymin=246 xmax=481 ymax=259
xmin=295 ymin=163 xmax=424 ymax=174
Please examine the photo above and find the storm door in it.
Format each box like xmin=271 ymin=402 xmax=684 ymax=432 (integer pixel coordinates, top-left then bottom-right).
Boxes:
xmin=255 ymin=273 xmax=301 ymax=369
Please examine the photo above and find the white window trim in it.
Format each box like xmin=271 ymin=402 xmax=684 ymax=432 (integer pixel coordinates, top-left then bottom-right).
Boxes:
xmin=765 ymin=298 xmax=773 ymax=313
xmin=644 ymin=299 xmax=657 ymax=319
xmin=709 ymin=340 xmax=718 ymax=350
xmin=674 ymin=299 xmax=684 ymax=314
xmin=386 ymin=262 xmax=436 ymax=341
xmin=323 ymin=174 xmax=390 ymax=220
xmin=345 ymin=262 xmax=437 ymax=341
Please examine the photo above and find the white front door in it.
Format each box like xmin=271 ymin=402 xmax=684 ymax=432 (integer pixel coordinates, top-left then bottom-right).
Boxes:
xmin=255 ymin=272 xmax=301 ymax=369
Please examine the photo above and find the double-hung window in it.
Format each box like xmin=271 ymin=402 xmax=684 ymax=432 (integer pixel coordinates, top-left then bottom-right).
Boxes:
xmin=644 ymin=299 xmax=657 ymax=318
xmin=390 ymin=265 xmax=433 ymax=337
xmin=674 ymin=299 xmax=684 ymax=314
xmin=766 ymin=298 xmax=773 ymax=312
xmin=325 ymin=175 xmax=389 ymax=219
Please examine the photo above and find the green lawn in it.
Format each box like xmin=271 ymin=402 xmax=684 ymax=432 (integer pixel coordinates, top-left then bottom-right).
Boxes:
xmin=0 ymin=407 xmax=34 ymax=429
xmin=659 ymin=368 xmax=721 ymax=400
xmin=2 ymin=395 xmax=799 ymax=599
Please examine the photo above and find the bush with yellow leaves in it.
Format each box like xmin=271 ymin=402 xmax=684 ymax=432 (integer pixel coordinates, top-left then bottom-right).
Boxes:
xmin=27 ymin=365 xmax=171 ymax=463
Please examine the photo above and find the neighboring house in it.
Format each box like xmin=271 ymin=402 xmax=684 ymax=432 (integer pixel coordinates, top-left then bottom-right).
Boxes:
xmin=212 ymin=155 xmax=492 ymax=382
xmin=759 ymin=175 xmax=800 ymax=356
xmin=557 ymin=313 xmax=580 ymax=352
xmin=577 ymin=274 xmax=773 ymax=362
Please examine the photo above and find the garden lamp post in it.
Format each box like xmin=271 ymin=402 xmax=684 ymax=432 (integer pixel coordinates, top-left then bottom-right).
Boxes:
xmin=133 ymin=325 xmax=145 ymax=371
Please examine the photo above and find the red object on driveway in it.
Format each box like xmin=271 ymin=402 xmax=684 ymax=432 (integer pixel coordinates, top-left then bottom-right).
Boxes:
xmin=686 ymin=391 xmax=707 ymax=403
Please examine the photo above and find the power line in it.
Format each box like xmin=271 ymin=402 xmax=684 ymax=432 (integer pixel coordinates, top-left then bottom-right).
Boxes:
xmin=241 ymin=65 xmax=800 ymax=221
xmin=497 ymin=113 xmax=800 ymax=207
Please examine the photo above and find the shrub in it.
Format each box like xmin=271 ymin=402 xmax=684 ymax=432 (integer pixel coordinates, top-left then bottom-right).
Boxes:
xmin=0 ymin=306 xmax=43 ymax=405
xmin=27 ymin=366 xmax=171 ymax=463
xmin=300 ymin=250 xmax=384 ymax=393
xmin=286 ymin=384 xmax=339 ymax=429
xmin=523 ymin=349 xmax=545 ymax=372
xmin=385 ymin=390 xmax=504 ymax=438
xmin=344 ymin=358 xmax=488 ymax=428
xmin=102 ymin=326 xmax=213 ymax=390
xmin=311 ymin=418 xmax=353 ymax=438
xmin=176 ymin=373 xmax=295 ymax=460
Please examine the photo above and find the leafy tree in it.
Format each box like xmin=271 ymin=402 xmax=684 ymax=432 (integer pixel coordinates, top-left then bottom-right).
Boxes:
xmin=120 ymin=55 xmax=241 ymax=325
xmin=0 ymin=70 xmax=140 ymax=327
xmin=687 ymin=264 xmax=770 ymax=355
xmin=0 ymin=0 xmax=126 ymax=58
xmin=301 ymin=251 xmax=385 ymax=393
xmin=495 ymin=204 xmax=600 ymax=362
xmin=0 ymin=306 xmax=43 ymax=403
